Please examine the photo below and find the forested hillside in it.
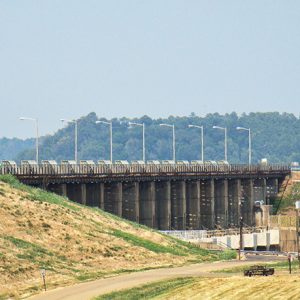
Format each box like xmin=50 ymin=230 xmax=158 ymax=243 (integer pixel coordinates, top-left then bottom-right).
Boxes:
xmin=1 ymin=112 xmax=300 ymax=164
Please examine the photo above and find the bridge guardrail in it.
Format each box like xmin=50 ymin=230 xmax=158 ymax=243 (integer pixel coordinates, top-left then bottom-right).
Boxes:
xmin=0 ymin=164 xmax=291 ymax=176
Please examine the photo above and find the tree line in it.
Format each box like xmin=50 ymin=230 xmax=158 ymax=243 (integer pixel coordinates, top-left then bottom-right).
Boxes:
xmin=1 ymin=111 xmax=300 ymax=164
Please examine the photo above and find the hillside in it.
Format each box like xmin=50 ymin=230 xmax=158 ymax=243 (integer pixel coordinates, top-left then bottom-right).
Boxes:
xmin=2 ymin=112 xmax=300 ymax=164
xmin=0 ymin=175 xmax=233 ymax=299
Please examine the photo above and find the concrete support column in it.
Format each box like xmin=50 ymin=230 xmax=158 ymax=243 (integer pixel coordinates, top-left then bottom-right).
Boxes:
xmin=104 ymin=182 xmax=122 ymax=217
xmin=61 ymin=184 xmax=67 ymax=197
xmin=47 ymin=183 xmax=67 ymax=197
xmin=99 ymin=182 xmax=105 ymax=209
xmin=122 ymin=182 xmax=140 ymax=223
xmin=171 ymin=181 xmax=186 ymax=230
xmin=155 ymin=181 xmax=171 ymax=230
xmin=228 ymin=179 xmax=242 ymax=227
xmin=253 ymin=178 xmax=267 ymax=203
xmin=266 ymin=178 xmax=279 ymax=205
xmin=241 ymin=179 xmax=254 ymax=226
xmin=139 ymin=181 xmax=156 ymax=228
xmin=81 ymin=184 xmax=87 ymax=205
xmin=214 ymin=179 xmax=229 ymax=229
xmin=186 ymin=180 xmax=201 ymax=229
xmin=200 ymin=179 xmax=215 ymax=229
xmin=66 ymin=183 xmax=86 ymax=205
xmin=86 ymin=183 xmax=104 ymax=208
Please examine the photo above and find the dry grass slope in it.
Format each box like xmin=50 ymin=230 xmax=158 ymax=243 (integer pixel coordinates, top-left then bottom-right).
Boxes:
xmin=0 ymin=175 xmax=234 ymax=299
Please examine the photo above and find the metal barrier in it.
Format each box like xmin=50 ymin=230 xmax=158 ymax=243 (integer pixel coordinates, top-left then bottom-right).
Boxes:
xmin=0 ymin=163 xmax=291 ymax=177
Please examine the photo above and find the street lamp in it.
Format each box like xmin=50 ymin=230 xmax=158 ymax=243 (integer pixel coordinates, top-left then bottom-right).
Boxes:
xmin=212 ymin=126 xmax=227 ymax=161
xmin=96 ymin=120 xmax=113 ymax=163
xmin=160 ymin=123 xmax=175 ymax=161
xmin=20 ymin=117 xmax=39 ymax=163
xmin=236 ymin=127 xmax=251 ymax=166
xmin=128 ymin=122 xmax=145 ymax=162
xmin=60 ymin=119 xmax=78 ymax=163
xmin=188 ymin=125 xmax=204 ymax=162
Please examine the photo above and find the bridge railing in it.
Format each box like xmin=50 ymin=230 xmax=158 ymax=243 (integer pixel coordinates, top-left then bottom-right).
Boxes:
xmin=0 ymin=163 xmax=291 ymax=176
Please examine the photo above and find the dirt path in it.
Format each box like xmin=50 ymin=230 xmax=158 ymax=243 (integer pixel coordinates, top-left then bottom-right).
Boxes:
xmin=28 ymin=255 xmax=283 ymax=300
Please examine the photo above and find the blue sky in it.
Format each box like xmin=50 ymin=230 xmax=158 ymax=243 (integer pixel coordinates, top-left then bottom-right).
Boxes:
xmin=1 ymin=1 xmax=300 ymax=138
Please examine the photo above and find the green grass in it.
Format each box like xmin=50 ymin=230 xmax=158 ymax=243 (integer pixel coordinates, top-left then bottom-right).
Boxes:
xmin=93 ymin=277 xmax=196 ymax=300
xmin=112 ymin=229 xmax=187 ymax=256
xmin=1 ymin=235 xmax=70 ymax=271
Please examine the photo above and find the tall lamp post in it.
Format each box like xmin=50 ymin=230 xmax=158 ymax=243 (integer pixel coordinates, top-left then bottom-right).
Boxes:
xmin=236 ymin=127 xmax=251 ymax=166
xmin=212 ymin=126 xmax=227 ymax=161
xmin=188 ymin=125 xmax=204 ymax=162
xmin=160 ymin=123 xmax=175 ymax=162
xmin=20 ymin=117 xmax=39 ymax=163
xmin=60 ymin=119 xmax=78 ymax=163
xmin=96 ymin=120 xmax=113 ymax=163
xmin=129 ymin=122 xmax=145 ymax=162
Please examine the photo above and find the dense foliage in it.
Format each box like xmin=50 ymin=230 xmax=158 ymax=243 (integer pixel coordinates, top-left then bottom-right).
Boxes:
xmin=1 ymin=112 xmax=300 ymax=164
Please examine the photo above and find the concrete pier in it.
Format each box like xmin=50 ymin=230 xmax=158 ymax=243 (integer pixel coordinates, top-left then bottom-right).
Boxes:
xmin=155 ymin=181 xmax=171 ymax=230
xmin=228 ymin=179 xmax=242 ymax=227
xmin=44 ymin=173 xmax=283 ymax=230
xmin=104 ymin=182 xmax=122 ymax=217
xmin=241 ymin=179 xmax=254 ymax=226
xmin=64 ymin=183 xmax=85 ymax=205
xmin=186 ymin=181 xmax=201 ymax=230
xmin=122 ymin=182 xmax=140 ymax=223
xmin=139 ymin=181 xmax=156 ymax=228
xmin=200 ymin=179 xmax=215 ymax=229
xmin=214 ymin=179 xmax=228 ymax=228
xmin=253 ymin=178 xmax=267 ymax=203
xmin=171 ymin=181 xmax=186 ymax=230
xmin=86 ymin=183 xmax=103 ymax=207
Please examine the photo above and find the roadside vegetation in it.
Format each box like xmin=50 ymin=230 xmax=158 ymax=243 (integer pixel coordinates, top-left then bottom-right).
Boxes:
xmin=0 ymin=175 xmax=235 ymax=299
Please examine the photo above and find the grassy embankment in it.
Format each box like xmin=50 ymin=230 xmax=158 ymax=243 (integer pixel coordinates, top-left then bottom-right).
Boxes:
xmin=0 ymin=175 xmax=235 ymax=299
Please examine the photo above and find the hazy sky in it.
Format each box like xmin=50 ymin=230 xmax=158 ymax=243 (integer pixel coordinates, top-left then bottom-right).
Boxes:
xmin=1 ymin=1 xmax=300 ymax=138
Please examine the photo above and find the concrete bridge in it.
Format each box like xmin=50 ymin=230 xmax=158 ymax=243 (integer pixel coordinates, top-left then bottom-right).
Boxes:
xmin=0 ymin=163 xmax=290 ymax=230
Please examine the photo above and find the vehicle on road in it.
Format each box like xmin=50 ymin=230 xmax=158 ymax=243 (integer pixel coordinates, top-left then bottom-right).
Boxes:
xmin=244 ymin=265 xmax=274 ymax=277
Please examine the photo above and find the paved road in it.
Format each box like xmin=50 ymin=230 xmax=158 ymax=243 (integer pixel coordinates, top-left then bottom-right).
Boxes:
xmin=29 ymin=255 xmax=284 ymax=300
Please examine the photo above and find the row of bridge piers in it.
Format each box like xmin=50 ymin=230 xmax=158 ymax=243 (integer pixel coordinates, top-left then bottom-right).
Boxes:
xmin=48 ymin=178 xmax=279 ymax=230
